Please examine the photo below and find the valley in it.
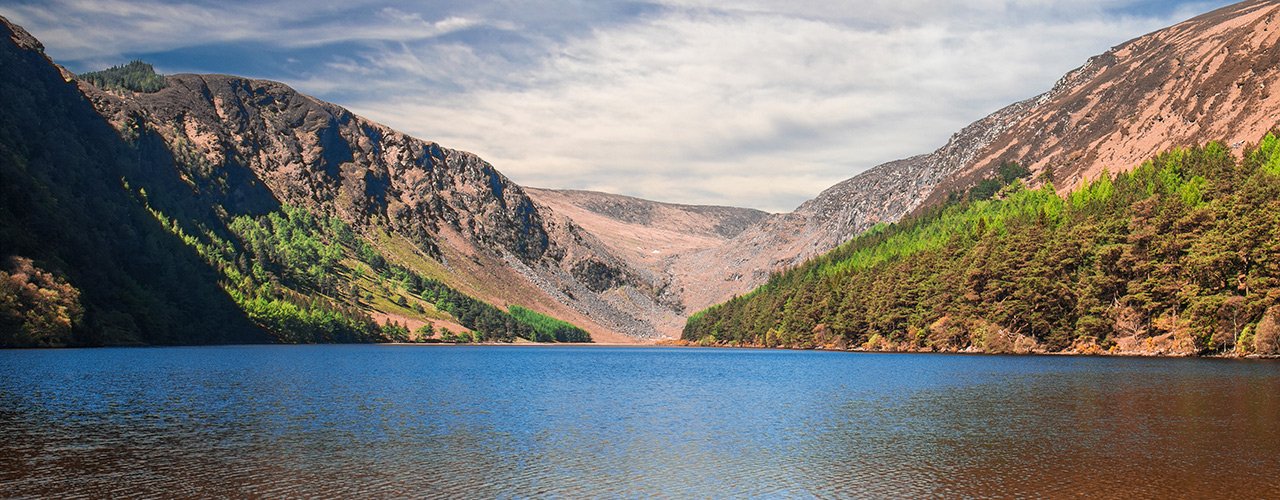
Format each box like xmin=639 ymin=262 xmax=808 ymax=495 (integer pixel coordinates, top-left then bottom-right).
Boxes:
xmin=3 ymin=1 xmax=1280 ymax=353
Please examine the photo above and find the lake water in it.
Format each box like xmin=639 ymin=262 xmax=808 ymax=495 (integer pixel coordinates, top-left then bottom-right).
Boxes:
xmin=1 ymin=345 xmax=1277 ymax=498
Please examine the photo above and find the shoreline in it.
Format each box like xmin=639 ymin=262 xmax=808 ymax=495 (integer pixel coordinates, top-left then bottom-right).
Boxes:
xmin=652 ymin=339 xmax=1280 ymax=360
xmin=382 ymin=341 xmax=647 ymax=347
xmin=6 ymin=342 xmax=1277 ymax=359
xmin=380 ymin=340 xmax=1280 ymax=360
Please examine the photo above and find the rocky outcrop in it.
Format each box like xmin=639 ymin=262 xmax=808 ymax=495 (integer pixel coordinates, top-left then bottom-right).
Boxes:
xmin=665 ymin=0 xmax=1280 ymax=322
xmin=75 ymin=72 xmax=686 ymax=340
xmin=9 ymin=0 xmax=1280 ymax=342
xmin=927 ymin=0 xmax=1280 ymax=203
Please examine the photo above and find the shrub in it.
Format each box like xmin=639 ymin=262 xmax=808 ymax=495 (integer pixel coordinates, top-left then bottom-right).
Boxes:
xmin=0 ymin=256 xmax=83 ymax=346
xmin=1255 ymin=307 xmax=1280 ymax=355
xmin=414 ymin=323 xmax=435 ymax=341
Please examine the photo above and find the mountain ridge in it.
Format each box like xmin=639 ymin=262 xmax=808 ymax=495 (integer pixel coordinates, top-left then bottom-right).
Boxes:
xmin=79 ymin=70 xmax=674 ymax=342
xmin=5 ymin=0 xmax=1280 ymax=343
xmin=0 ymin=17 xmax=266 ymax=345
xmin=1 ymin=13 xmax=689 ymax=344
xmin=662 ymin=0 xmax=1280 ymax=323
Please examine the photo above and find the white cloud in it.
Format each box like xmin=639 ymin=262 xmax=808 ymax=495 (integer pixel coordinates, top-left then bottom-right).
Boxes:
xmin=1 ymin=0 xmax=1235 ymax=211
xmin=340 ymin=3 xmax=1225 ymax=211
xmin=0 ymin=0 xmax=509 ymax=58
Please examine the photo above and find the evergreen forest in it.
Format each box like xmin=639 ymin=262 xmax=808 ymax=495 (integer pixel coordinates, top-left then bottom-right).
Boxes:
xmin=684 ymin=135 xmax=1280 ymax=356
xmin=78 ymin=61 xmax=167 ymax=93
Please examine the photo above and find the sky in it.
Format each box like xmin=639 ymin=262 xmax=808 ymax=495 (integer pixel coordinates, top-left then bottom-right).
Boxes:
xmin=1 ymin=0 xmax=1237 ymax=212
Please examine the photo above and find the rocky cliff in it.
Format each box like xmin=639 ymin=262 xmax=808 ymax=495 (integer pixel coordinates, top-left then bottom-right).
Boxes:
xmin=77 ymin=71 xmax=697 ymax=341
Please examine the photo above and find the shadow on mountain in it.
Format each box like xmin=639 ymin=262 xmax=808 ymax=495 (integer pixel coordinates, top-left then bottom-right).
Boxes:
xmin=0 ymin=20 xmax=267 ymax=346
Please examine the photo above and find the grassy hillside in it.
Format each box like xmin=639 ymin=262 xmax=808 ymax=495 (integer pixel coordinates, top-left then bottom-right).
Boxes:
xmin=0 ymin=26 xmax=591 ymax=346
xmin=684 ymin=134 xmax=1280 ymax=356
xmin=120 ymin=179 xmax=590 ymax=344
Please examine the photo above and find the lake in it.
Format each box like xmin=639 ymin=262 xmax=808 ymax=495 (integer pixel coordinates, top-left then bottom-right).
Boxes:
xmin=1 ymin=345 xmax=1277 ymax=497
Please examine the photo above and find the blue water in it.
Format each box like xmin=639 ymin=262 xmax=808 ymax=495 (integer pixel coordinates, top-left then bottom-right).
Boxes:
xmin=1 ymin=345 xmax=1278 ymax=497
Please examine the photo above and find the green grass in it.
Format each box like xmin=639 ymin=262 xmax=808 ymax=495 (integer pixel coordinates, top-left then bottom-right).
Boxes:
xmin=509 ymin=305 xmax=591 ymax=342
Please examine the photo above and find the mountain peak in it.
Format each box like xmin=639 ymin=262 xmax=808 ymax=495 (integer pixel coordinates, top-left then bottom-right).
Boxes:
xmin=927 ymin=0 xmax=1280 ymax=201
xmin=0 ymin=15 xmax=42 ymax=53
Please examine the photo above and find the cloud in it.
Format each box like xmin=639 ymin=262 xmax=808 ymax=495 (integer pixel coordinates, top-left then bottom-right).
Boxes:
xmin=0 ymin=0 xmax=1235 ymax=211
xmin=336 ymin=2 xmax=1229 ymax=210
xmin=0 ymin=0 xmax=512 ymax=58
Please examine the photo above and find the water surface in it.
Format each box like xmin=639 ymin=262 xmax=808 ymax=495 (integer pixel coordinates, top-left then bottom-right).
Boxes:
xmin=2 ymin=346 xmax=1277 ymax=497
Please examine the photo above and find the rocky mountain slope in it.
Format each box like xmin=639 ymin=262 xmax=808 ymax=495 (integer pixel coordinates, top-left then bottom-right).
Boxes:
xmin=682 ymin=133 xmax=1280 ymax=356
xmin=1 ymin=15 xmax=695 ymax=343
xmin=80 ymin=70 xmax=688 ymax=342
xmin=0 ymin=19 xmax=265 ymax=345
xmin=526 ymin=188 xmax=768 ymax=334
xmin=927 ymin=0 xmax=1280 ymax=203
xmin=6 ymin=0 xmax=1278 ymax=343
xmin=666 ymin=0 xmax=1280 ymax=320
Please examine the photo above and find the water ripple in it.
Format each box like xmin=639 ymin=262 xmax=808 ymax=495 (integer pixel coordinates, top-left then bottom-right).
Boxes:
xmin=1 ymin=347 xmax=1277 ymax=497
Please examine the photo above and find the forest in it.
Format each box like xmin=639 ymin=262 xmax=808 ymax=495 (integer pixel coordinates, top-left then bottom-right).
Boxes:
xmin=1 ymin=37 xmax=263 ymax=347
xmin=509 ymin=305 xmax=592 ymax=342
xmin=78 ymin=61 xmax=167 ymax=93
xmin=0 ymin=38 xmax=589 ymax=346
xmin=154 ymin=201 xmax=590 ymax=344
xmin=684 ymin=134 xmax=1280 ymax=356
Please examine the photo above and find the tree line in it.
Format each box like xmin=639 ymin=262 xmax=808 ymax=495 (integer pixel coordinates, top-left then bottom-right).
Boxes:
xmin=204 ymin=203 xmax=589 ymax=343
xmin=78 ymin=61 xmax=167 ymax=93
xmin=684 ymin=134 xmax=1280 ymax=355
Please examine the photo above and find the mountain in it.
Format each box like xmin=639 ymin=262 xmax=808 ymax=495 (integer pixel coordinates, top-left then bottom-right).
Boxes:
xmin=668 ymin=0 xmax=1280 ymax=317
xmin=0 ymin=16 xmax=681 ymax=345
xmin=680 ymin=0 xmax=1280 ymax=356
xmin=5 ymin=0 xmax=1279 ymax=345
xmin=926 ymin=0 xmax=1280 ymax=204
xmin=0 ymin=20 xmax=265 ymax=345
xmin=682 ymin=135 xmax=1280 ymax=356
xmin=525 ymin=188 xmax=769 ymax=334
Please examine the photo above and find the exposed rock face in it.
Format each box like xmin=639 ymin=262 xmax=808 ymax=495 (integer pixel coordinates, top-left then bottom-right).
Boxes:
xmin=78 ymin=73 xmax=682 ymax=341
xmin=3 ymin=13 xmax=41 ymax=53
xmin=928 ymin=0 xmax=1280 ymax=202
xmin=85 ymin=74 xmax=552 ymax=261
xmin=9 ymin=0 xmax=1279 ymax=341
xmin=661 ymin=0 xmax=1280 ymax=321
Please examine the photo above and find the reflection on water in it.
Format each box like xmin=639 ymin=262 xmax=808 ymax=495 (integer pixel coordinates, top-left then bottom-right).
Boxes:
xmin=1 ymin=346 xmax=1277 ymax=497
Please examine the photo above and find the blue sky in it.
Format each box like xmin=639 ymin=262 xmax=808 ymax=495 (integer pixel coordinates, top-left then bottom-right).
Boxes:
xmin=1 ymin=0 xmax=1236 ymax=211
